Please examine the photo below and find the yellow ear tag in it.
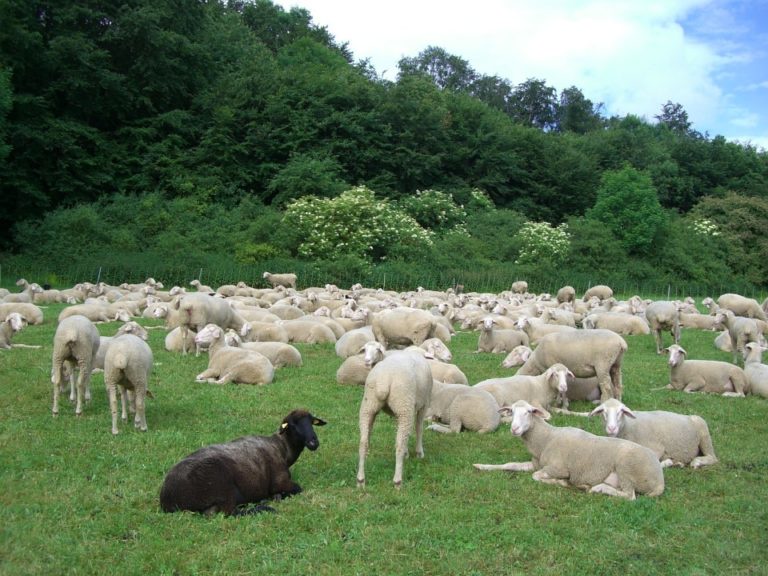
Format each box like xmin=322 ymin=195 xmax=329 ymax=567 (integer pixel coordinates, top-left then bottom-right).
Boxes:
xmin=281 ymin=422 xmax=289 ymax=429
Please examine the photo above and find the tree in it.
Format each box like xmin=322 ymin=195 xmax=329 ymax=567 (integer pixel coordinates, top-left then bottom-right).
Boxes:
xmin=655 ymin=101 xmax=691 ymax=135
xmin=586 ymin=166 xmax=666 ymax=256
xmin=397 ymin=46 xmax=477 ymax=92
xmin=556 ymin=86 xmax=604 ymax=133
xmin=508 ymin=78 xmax=558 ymax=130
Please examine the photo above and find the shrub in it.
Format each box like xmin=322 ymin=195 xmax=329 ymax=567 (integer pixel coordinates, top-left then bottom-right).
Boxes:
xmin=514 ymin=221 xmax=570 ymax=266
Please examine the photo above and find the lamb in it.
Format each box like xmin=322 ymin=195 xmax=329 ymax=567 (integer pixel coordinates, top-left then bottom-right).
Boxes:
xmin=51 ymin=315 xmax=101 ymax=417
xmin=159 ymin=409 xmax=326 ymax=515
xmin=194 ymin=323 xmax=275 ymax=385
xmin=224 ymin=331 xmax=303 ymax=368
xmin=474 ymin=400 xmax=664 ymax=499
xmin=582 ymin=285 xmax=614 ymax=302
xmin=104 ymin=334 xmax=154 ymax=435
xmin=189 ymin=279 xmax=214 ymax=294
xmin=517 ymin=329 xmax=627 ymax=402
xmin=589 ymin=399 xmax=718 ymax=468
xmin=664 ymin=344 xmax=747 ymax=396
xmin=476 ymin=316 xmax=530 ymax=353
xmin=644 ymin=300 xmax=681 ymax=355
xmin=742 ymin=342 xmax=768 ymax=398
xmin=92 ymin=321 xmax=149 ymax=372
xmin=474 ymin=363 xmax=573 ymax=410
xmin=262 ymin=271 xmax=298 ymax=289
xmin=583 ymin=312 xmax=650 ymax=336
xmin=426 ymin=381 xmax=501 ymax=434
xmin=714 ymin=309 xmax=761 ymax=364
xmin=371 ymin=307 xmax=438 ymax=349
xmin=0 ymin=302 xmax=44 ymax=325
xmin=0 ymin=312 xmax=41 ymax=350
xmin=357 ymin=349 xmax=433 ymax=487
xmin=717 ymin=293 xmax=767 ymax=321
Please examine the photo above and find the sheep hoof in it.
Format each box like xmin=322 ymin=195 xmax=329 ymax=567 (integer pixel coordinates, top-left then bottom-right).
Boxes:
xmin=393 ymin=480 xmax=402 ymax=489
xmin=356 ymin=478 xmax=365 ymax=488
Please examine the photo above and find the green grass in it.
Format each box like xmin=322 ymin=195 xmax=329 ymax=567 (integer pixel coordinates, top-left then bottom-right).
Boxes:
xmin=1 ymin=304 xmax=767 ymax=575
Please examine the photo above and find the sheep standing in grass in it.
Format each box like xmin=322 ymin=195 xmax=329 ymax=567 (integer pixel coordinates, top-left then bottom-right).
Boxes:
xmin=194 ymin=323 xmax=274 ymax=385
xmin=372 ymin=308 xmax=438 ymax=349
xmin=160 ymin=409 xmax=326 ymax=515
xmin=715 ymin=309 xmax=761 ymax=365
xmin=476 ymin=316 xmax=529 ymax=353
xmin=582 ymin=285 xmax=613 ymax=302
xmin=645 ymin=300 xmax=681 ymax=355
xmin=717 ymin=293 xmax=767 ymax=321
xmin=176 ymin=293 xmax=248 ymax=354
xmin=104 ymin=334 xmax=153 ymax=435
xmin=473 ymin=400 xmax=664 ymax=500
xmin=743 ymin=342 xmax=768 ymax=398
xmin=357 ymin=349 xmax=433 ymax=487
xmin=51 ymin=315 xmax=100 ymax=417
xmin=262 ymin=271 xmax=297 ymax=289
xmin=589 ymin=399 xmax=718 ymax=468
xmin=92 ymin=321 xmax=149 ymax=372
xmin=426 ymin=381 xmax=501 ymax=434
xmin=517 ymin=329 xmax=627 ymax=402
xmin=665 ymin=344 xmax=747 ymax=396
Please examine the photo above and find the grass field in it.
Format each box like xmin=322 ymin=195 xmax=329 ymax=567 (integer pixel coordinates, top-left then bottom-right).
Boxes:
xmin=1 ymin=302 xmax=767 ymax=575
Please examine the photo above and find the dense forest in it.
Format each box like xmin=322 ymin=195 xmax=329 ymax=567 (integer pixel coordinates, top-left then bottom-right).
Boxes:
xmin=1 ymin=0 xmax=766 ymax=291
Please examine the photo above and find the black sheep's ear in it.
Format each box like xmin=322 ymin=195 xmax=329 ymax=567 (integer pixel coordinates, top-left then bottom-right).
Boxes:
xmin=279 ymin=421 xmax=289 ymax=434
xmin=312 ymin=417 xmax=327 ymax=426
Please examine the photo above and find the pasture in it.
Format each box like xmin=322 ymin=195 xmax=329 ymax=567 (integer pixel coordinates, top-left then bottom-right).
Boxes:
xmin=1 ymin=301 xmax=766 ymax=575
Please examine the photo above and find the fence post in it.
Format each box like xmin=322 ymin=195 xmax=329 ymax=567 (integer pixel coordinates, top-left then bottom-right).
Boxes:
xmin=96 ymin=267 xmax=102 ymax=284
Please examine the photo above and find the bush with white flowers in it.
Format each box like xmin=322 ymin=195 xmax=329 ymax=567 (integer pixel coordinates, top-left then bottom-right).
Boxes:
xmin=514 ymin=221 xmax=571 ymax=265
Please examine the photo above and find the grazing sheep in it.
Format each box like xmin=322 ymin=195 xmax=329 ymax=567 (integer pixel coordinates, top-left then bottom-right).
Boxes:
xmin=473 ymin=400 xmax=664 ymax=500
xmin=645 ymin=300 xmax=681 ymax=355
xmin=357 ymin=349 xmax=433 ymax=487
xmin=372 ymin=307 xmax=438 ymax=349
xmin=582 ymin=285 xmax=613 ymax=302
xmin=717 ymin=293 xmax=766 ymax=321
xmin=743 ymin=342 xmax=768 ymax=398
xmin=51 ymin=315 xmax=101 ymax=417
xmin=664 ymin=344 xmax=747 ymax=396
xmin=262 ymin=271 xmax=298 ymax=289
xmin=160 ymin=409 xmax=326 ymax=515
xmin=476 ymin=316 xmax=530 ymax=353
xmin=556 ymin=285 xmax=576 ymax=304
xmin=194 ymin=324 xmax=275 ymax=385
xmin=426 ymin=381 xmax=501 ymax=434
xmin=589 ymin=399 xmax=718 ymax=468
xmin=715 ymin=309 xmax=760 ymax=364
xmin=474 ymin=363 xmax=573 ymax=410
xmin=93 ymin=321 xmax=149 ymax=372
xmin=104 ymin=334 xmax=154 ymax=435
xmin=0 ymin=302 xmax=44 ymax=325
xmin=517 ymin=330 xmax=627 ymax=402
xmin=224 ymin=331 xmax=303 ymax=368
xmin=583 ymin=312 xmax=650 ymax=336
xmin=0 ymin=312 xmax=40 ymax=350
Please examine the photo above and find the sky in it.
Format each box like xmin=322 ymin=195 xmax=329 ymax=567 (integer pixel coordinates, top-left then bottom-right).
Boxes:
xmin=273 ymin=0 xmax=768 ymax=150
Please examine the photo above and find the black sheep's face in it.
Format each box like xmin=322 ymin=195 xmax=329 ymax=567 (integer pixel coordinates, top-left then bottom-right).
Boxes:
xmin=281 ymin=411 xmax=327 ymax=451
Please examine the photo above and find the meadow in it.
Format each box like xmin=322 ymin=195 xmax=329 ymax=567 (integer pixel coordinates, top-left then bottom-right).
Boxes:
xmin=1 ymin=301 xmax=767 ymax=575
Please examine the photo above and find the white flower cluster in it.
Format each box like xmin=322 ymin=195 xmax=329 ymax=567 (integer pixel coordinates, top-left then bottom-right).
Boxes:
xmin=514 ymin=221 xmax=571 ymax=265
xmin=691 ymin=218 xmax=720 ymax=237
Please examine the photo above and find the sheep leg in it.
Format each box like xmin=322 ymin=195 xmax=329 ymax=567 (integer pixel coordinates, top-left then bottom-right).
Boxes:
xmin=393 ymin=411 xmax=415 ymax=488
xmin=427 ymin=422 xmax=453 ymax=433
xmin=120 ymin=386 xmax=129 ymax=422
xmin=690 ymin=416 xmax=718 ymax=468
xmin=473 ymin=461 xmax=534 ymax=472
xmin=531 ymin=469 xmax=570 ymax=487
xmin=134 ymin=391 xmax=147 ymax=432
xmin=108 ymin=381 xmax=120 ymax=435
xmin=356 ymin=408 xmax=378 ymax=487
xmin=589 ymin=472 xmax=636 ymax=499
xmin=51 ymin=363 xmax=62 ymax=416
xmin=597 ymin=373 xmax=614 ymax=402
xmin=196 ymin=368 xmax=219 ymax=382
xmin=74 ymin=358 xmax=88 ymax=416
xmin=413 ymin=406 xmax=427 ymax=458
xmin=609 ymin=362 xmax=623 ymax=400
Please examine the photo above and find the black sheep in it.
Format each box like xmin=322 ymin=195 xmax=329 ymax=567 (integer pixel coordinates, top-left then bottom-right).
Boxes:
xmin=159 ymin=409 xmax=326 ymax=515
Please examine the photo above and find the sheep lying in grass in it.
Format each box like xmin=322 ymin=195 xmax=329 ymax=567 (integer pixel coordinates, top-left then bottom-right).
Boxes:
xmin=743 ymin=342 xmax=768 ymax=398
xmin=104 ymin=334 xmax=154 ymax=435
xmin=589 ymin=399 xmax=718 ymax=468
xmin=583 ymin=312 xmax=650 ymax=336
xmin=372 ymin=307 xmax=438 ymax=349
xmin=194 ymin=323 xmax=274 ymax=385
xmin=224 ymin=331 xmax=303 ymax=368
xmin=0 ymin=313 xmax=40 ymax=350
xmin=0 ymin=302 xmax=44 ymax=325
xmin=426 ymin=381 xmax=500 ymax=434
xmin=164 ymin=326 xmax=197 ymax=353
xmin=664 ymin=344 xmax=747 ymax=397
xmin=645 ymin=300 xmax=681 ymax=355
xmin=51 ymin=315 xmax=100 ymax=417
xmin=357 ymin=349 xmax=433 ymax=488
xmin=474 ymin=363 xmax=573 ymax=410
xmin=160 ymin=409 xmax=326 ymax=515
xmin=189 ymin=279 xmax=214 ymax=294
xmin=501 ymin=345 xmax=533 ymax=368
xmin=473 ymin=400 xmax=664 ymax=500
xmin=476 ymin=316 xmax=529 ymax=353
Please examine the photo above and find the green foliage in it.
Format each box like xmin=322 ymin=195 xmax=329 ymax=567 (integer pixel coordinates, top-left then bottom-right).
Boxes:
xmin=266 ymin=153 xmax=348 ymax=206
xmin=464 ymin=207 xmax=527 ymax=262
xmin=396 ymin=189 xmax=468 ymax=236
xmin=587 ymin=166 xmax=667 ymax=256
xmin=514 ymin=221 xmax=571 ymax=266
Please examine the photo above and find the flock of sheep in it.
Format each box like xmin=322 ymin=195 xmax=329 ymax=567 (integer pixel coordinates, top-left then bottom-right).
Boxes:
xmin=2 ymin=273 xmax=767 ymax=513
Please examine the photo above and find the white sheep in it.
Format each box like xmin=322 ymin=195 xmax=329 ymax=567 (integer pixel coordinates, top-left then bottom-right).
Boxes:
xmin=515 ymin=316 xmax=576 ymax=345
xmin=589 ymin=399 xmax=718 ymax=468
xmin=164 ymin=326 xmax=197 ymax=353
xmin=0 ymin=312 xmax=40 ymax=350
xmin=474 ymin=363 xmax=573 ymax=410
xmin=0 ymin=302 xmax=44 ymax=325
xmin=583 ymin=312 xmax=650 ymax=336
xmin=51 ymin=315 xmax=101 ymax=417
xmin=501 ymin=345 xmax=533 ymax=368
xmin=582 ymin=285 xmax=614 ymax=302
xmin=356 ymin=349 xmax=433 ymax=487
xmin=644 ymin=300 xmax=681 ymax=355
xmin=240 ymin=320 xmax=289 ymax=343
xmin=58 ymin=303 xmax=129 ymax=324
xmin=511 ymin=280 xmax=528 ymax=294
xmin=189 ymin=279 xmax=214 ymax=294
xmin=517 ymin=329 xmax=627 ymax=402
xmin=714 ymin=309 xmax=761 ymax=364
xmin=717 ymin=293 xmax=766 ymax=321
xmin=556 ymin=285 xmax=575 ymax=304
xmin=223 ymin=331 xmax=302 ymax=368
xmin=194 ymin=323 xmax=274 ymax=385
xmin=476 ymin=316 xmax=529 ymax=353
xmin=278 ymin=319 xmax=337 ymax=344
xmin=2 ymin=279 xmax=42 ymax=303
xmin=426 ymin=381 xmax=500 ymax=434
xmin=104 ymin=334 xmax=154 ymax=435
xmin=664 ymin=344 xmax=747 ymax=396
xmin=92 ymin=321 xmax=149 ymax=372
xmin=371 ymin=307 xmax=438 ymax=349
xmin=743 ymin=342 xmax=768 ymax=398
xmin=262 ymin=271 xmax=297 ymax=289
xmin=175 ymin=293 xmax=249 ymax=354
xmin=679 ymin=312 xmax=719 ymax=330
xmin=473 ymin=400 xmax=664 ymax=500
